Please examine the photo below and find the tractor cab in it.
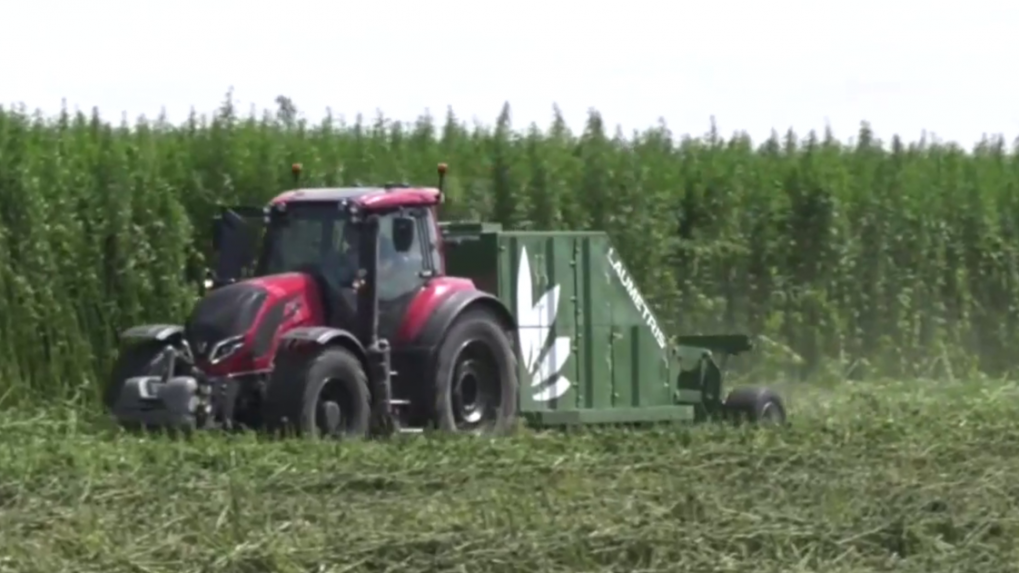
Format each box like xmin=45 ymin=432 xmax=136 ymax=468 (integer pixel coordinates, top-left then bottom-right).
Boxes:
xmin=208 ymin=164 xmax=447 ymax=341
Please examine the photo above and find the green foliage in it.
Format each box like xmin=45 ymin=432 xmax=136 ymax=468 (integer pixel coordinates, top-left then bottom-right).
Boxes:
xmin=2 ymin=378 xmax=1019 ymax=571
xmin=1 ymin=93 xmax=1018 ymax=401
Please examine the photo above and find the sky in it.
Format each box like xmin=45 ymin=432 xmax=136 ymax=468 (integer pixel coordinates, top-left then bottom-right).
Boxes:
xmin=3 ymin=0 xmax=1017 ymax=148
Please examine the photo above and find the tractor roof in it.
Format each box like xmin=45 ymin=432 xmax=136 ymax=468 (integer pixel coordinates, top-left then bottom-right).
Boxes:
xmin=269 ymin=186 xmax=441 ymax=210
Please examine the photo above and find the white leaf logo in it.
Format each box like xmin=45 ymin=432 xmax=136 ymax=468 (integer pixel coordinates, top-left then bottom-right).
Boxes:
xmin=516 ymin=246 xmax=572 ymax=402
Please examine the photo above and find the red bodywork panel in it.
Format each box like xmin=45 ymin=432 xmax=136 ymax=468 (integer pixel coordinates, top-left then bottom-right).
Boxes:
xmin=200 ymin=273 xmax=326 ymax=377
xmin=200 ymin=274 xmax=475 ymax=375
xmin=395 ymin=277 xmax=476 ymax=343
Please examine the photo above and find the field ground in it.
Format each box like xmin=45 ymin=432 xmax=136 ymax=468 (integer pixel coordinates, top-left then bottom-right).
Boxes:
xmin=2 ymin=379 xmax=1018 ymax=573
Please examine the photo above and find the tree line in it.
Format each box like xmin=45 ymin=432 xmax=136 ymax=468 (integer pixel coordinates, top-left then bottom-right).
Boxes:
xmin=1 ymin=94 xmax=1017 ymax=401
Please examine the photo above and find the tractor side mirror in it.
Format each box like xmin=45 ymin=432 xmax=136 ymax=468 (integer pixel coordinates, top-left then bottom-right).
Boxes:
xmin=391 ymin=216 xmax=415 ymax=253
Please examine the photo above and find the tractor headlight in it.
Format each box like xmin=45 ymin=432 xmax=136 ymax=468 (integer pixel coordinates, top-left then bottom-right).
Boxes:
xmin=209 ymin=335 xmax=245 ymax=364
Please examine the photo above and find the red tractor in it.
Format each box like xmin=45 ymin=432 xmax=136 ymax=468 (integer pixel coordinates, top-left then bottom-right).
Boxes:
xmin=107 ymin=163 xmax=519 ymax=437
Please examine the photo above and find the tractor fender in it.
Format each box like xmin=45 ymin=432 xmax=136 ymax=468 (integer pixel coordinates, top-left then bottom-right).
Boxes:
xmin=119 ymin=324 xmax=185 ymax=345
xmin=276 ymin=326 xmax=368 ymax=368
xmin=410 ymin=290 xmax=518 ymax=354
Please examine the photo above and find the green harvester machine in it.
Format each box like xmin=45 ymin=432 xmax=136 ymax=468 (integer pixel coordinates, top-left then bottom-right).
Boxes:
xmin=441 ymin=222 xmax=786 ymax=428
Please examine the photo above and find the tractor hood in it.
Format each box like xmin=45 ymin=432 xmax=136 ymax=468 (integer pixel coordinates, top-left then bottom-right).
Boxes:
xmin=184 ymin=273 xmax=325 ymax=367
xmin=185 ymin=281 xmax=268 ymax=364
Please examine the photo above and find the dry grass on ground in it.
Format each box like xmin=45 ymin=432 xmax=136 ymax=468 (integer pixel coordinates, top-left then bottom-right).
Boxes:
xmin=1 ymin=378 xmax=1017 ymax=573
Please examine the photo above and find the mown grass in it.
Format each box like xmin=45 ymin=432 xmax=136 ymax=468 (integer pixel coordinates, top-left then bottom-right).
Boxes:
xmin=2 ymin=379 xmax=1017 ymax=572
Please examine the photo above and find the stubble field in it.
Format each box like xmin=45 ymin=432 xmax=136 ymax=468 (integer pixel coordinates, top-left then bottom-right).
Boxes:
xmin=2 ymin=377 xmax=1017 ymax=573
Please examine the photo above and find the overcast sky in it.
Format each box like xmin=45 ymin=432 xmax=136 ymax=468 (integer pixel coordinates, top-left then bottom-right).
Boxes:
xmin=3 ymin=0 xmax=1016 ymax=147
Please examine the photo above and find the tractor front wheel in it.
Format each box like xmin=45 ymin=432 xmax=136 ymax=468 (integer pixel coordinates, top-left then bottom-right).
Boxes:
xmin=429 ymin=309 xmax=518 ymax=435
xmin=262 ymin=346 xmax=372 ymax=439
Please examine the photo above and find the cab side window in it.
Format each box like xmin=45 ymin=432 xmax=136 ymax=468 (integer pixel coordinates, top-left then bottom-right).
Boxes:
xmin=422 ymin=208 xmax=443 ymax=274
xmin=377 ymin=211 xmax=427 ymax=301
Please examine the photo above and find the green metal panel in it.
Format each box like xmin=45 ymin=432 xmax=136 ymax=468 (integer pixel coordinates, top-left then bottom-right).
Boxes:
xmin=440 ymin=222 xmax=500 ymax=294
xmin=440 ymin=223 xmax=707 ymax=427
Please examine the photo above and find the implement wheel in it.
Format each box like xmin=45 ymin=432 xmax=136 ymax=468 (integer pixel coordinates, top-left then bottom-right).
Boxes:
xmin=723 ymin=386 xmax=787 ymax=425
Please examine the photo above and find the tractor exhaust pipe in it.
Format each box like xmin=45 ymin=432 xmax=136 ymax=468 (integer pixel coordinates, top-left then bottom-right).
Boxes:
xmin=357 ymin=214 xmax=395 ymax=436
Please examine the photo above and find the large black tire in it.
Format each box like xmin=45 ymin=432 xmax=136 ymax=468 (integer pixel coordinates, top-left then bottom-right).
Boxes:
xmin=104 ymin=342 xmax=175 ymax=412
xmin=428 ymin=309 xmax=519 ymax=435
xmin=261 ymin=345 xmax=371 ymax=439
xmin=723 ymin=386 xmax=787 ymax=425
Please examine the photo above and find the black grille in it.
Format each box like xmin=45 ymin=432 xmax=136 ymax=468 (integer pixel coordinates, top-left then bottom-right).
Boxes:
xmin=185 ymin=282 xmax=267 ymax=360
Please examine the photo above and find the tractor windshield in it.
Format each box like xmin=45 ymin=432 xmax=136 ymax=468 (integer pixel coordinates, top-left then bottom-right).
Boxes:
xmin=256 ymin=202 xmax=426 ymax=301
xmin=259 ymin=204 xmax=359 ymax=289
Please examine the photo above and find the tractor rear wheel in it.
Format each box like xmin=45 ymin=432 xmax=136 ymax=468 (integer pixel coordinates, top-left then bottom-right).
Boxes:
xmin=262 ymin=346 xmax=371 ymax=439
xmin=428 ymin=309 xmax=518 ymax=435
